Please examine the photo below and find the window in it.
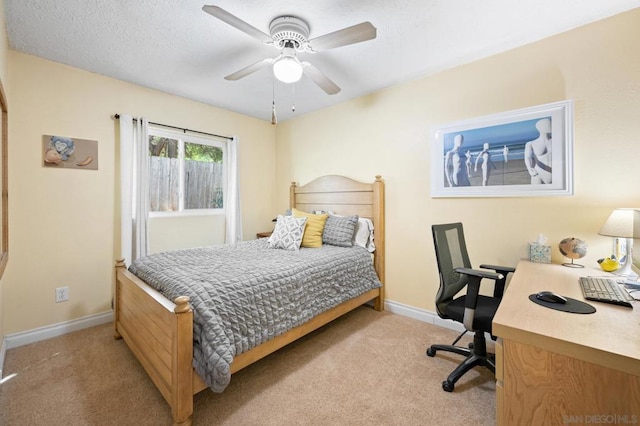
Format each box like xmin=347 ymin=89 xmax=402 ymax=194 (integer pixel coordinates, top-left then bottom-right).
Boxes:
xmin=148 ymin=127 xmax=226 ymax=215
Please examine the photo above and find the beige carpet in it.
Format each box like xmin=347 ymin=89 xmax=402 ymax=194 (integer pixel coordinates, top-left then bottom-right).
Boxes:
xmin=0 ymin=307 xmax=495 ymax=425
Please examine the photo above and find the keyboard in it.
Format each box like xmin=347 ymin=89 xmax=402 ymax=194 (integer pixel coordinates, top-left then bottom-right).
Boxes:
xmin=579 ymin=277 xmax=634 ymax=308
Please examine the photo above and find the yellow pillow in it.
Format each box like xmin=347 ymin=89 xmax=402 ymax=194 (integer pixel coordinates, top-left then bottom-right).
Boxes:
xmin=292 ymin=208 xmax=328 ymax=248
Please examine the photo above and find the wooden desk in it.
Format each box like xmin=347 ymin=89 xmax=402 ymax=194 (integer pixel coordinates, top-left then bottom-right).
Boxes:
xmin=493 ymin=260 xmax=640 ymax=425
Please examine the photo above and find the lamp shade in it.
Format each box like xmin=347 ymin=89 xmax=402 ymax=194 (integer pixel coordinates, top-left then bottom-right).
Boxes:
xmin=598 ymin=208 xmax=640 ymax=238
xmin=273 ymin=56 xmax=302 ymax=83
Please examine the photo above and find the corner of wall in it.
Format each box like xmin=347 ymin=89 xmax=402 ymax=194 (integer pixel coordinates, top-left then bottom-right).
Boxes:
xmin=0 ymin=0 xmax=9 ymax=359
xmin=0 ymin=335 xmax=6 ymax=381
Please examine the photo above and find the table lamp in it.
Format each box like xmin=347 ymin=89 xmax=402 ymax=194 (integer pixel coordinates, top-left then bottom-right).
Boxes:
xmin=598 ymin=208 xmax=639 ymax=278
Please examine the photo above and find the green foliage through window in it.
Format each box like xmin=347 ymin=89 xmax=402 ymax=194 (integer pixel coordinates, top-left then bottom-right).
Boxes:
xmin=149 ymin=136 xmax=178 ymax=158
xmin=185 ymin=142 xmax=223 ymax=163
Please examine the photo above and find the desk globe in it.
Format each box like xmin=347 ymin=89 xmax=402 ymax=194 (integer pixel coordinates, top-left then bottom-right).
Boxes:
xmin=559 ymin=237 xmax=587 ymax=268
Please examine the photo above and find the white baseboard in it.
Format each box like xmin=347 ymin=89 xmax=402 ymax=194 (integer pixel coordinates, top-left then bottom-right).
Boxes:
xmin=384 ymin=299 xmax=465 ymax=333
xmin=4 ymin=311 xmax=113 ymax=350
xmin=385 ymin=299 xmax=497 ymax=343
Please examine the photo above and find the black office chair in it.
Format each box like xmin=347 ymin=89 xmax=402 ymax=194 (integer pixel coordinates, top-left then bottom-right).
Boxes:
xmin=427 ymin=222 xmax=515 ymax=392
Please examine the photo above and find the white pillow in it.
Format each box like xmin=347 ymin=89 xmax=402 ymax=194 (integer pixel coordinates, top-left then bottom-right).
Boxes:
xmin=267 ymin=215 xmax=307 ymax=250
xmin=353 ymin=217 xmax=376 ymax=252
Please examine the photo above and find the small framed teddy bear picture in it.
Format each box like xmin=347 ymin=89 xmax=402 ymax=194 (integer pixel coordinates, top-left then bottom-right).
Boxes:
xmin=42 ymin=135 xmax=98 ymax=170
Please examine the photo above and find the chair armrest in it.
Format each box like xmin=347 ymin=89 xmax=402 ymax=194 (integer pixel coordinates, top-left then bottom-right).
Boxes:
xmin=479 ymin=264 xmax=516 ymax=299
xmin=454 ymin=267 xmax=505 ymax=331
xmin=479 ymin=264 xmax=516 ymax=274
xmin=455 ymin=267 xmax=503 ymax=281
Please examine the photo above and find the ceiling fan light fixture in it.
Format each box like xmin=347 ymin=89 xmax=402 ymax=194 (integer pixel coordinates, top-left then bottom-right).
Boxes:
xmin=204 ymin=7 xmax=376 ymax=95
xmin=273 ymin=56 xmax=303 ymax=83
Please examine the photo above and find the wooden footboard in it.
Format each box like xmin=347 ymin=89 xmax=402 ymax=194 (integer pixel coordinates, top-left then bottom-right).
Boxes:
xmin=114 ymin=259 xmax=382 ymax=425
xmin=114 ymin=259 xmax=197 ymax=425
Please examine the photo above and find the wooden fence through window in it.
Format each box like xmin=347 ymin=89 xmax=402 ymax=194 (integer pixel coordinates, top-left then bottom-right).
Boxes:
xmin=149 ymin=157 xmax=224 ymax=211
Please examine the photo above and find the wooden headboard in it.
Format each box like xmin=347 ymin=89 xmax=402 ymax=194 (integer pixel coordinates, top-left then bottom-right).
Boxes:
xmin=289 ymin=175 xmax=385 ymax=291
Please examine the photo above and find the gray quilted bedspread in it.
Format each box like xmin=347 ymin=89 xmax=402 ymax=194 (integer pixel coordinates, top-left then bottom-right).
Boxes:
xmin=128 ymin=238 xmax=382 ymax=392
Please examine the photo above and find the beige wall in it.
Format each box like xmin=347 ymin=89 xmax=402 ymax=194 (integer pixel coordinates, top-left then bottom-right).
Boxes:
xmin=275 ymin=10 xmax=640 ymax=310
xmin=3 ymin=52 xmax=276 ymax=334
xmin=0 ymin=0 xmax=7 ymax=343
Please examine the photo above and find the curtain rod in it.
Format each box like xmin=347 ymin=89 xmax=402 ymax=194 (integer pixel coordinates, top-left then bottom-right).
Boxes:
xmin=113 ymin=114 xmax=233 ymax=141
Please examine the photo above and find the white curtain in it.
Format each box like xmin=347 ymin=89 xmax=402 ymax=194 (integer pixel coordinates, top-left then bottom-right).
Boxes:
xmin=225 ymin=136 xmax=243 ymax=244
xmin=119 ymin=114 xmax=150 ymax=265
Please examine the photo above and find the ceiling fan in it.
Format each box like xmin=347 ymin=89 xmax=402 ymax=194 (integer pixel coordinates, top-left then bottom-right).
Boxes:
xmin=202 ymin=5 xmax=377 ymax=95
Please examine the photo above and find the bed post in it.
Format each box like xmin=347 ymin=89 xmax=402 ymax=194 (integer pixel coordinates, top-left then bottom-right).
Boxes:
xmin=113 ymin=258 xmax=125 ymax=340
xmin=172 ymin=296 xmax=194 ymax=426
xmin=372 ymin=175 xmax=385 ymax=312
xmin=289 ymin=181 xmax=297 ymax=209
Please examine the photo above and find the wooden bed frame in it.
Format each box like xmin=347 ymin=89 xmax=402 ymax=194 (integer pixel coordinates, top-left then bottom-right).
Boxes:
xmin=113 ymin=175 xmax=385 ymax=425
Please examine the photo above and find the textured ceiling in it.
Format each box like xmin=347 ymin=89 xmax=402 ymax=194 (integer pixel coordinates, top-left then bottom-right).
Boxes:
xmin=5 ymin=1 xmax=639 ymax=122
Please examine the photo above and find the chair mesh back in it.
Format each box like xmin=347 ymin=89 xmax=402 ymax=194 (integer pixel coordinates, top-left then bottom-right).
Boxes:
xmin=432 ymin=223 xmax=472 ymax=317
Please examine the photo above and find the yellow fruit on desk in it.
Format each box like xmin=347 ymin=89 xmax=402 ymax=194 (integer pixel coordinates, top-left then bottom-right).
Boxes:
xmin=598 ymin=257 xmax=620 ymax=272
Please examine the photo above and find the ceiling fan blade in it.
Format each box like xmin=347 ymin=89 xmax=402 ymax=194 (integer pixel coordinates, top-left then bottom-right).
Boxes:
xmin=307 ymin=22 xmax=376 ymax=52
xmin=202 ymin=5 xmax=273 ymax=45
xmin=225 ymin=58 xmax=275 ymax=81
xmin=301 ymin=62 xmax=340 ymax=95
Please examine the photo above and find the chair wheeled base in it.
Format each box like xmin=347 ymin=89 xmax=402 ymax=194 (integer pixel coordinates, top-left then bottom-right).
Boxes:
xmin=426 ymin=330 xmax=495 ymax=392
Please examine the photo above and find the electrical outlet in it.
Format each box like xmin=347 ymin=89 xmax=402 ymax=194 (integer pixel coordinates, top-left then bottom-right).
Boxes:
xmin=55 ymin=286 xmax=69 ymax=303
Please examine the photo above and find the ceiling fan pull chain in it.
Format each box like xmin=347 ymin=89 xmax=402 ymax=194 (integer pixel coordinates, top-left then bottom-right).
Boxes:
xmin=271 ymin=100 xmax=277 ymax=125
xmin=291 ymin=83 xmax=296 ymax=112
xmin=271 ymin=80 xmax=277 ymax=125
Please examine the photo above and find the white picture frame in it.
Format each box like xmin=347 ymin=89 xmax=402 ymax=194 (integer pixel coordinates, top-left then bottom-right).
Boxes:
xmin=431 ymin=100 xmax=574 ymax=197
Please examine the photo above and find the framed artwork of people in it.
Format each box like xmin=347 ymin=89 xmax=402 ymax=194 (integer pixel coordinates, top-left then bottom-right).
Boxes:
xmin=431 ymin=100 xmax=574 ymax=197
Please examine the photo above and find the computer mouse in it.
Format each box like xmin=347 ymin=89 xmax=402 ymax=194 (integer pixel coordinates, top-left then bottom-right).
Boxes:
xmin=536 ymin=291 xmax=567 ymax=304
